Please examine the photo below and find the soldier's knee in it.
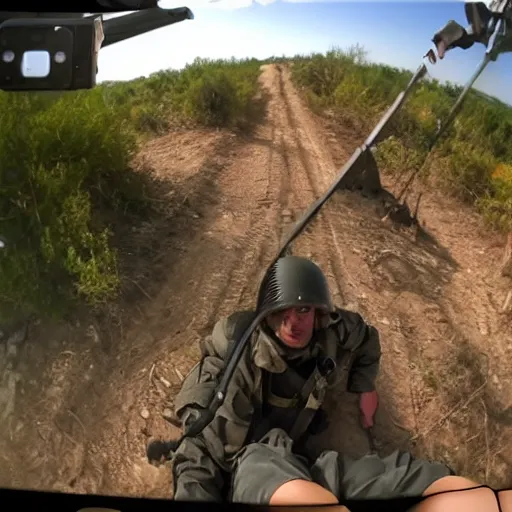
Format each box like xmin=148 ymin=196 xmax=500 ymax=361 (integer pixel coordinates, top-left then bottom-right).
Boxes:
xmin=422 ymin=475 xmax=483 ymax=497
xmin=413 ymin=481 xmax=495 ymax=512
xmin=269 ymin=479 xmax=340 ymax=506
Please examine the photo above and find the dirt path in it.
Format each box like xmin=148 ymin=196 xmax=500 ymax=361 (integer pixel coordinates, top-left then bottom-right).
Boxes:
xmin=0 ymin=63 xmax=510 ymax=497
xmin=317 ymin=95 xmax=512 ymax=484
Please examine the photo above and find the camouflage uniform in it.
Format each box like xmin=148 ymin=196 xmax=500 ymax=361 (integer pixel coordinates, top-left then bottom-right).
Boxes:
xmin=171 ymin=257 xmax=452 ymax=503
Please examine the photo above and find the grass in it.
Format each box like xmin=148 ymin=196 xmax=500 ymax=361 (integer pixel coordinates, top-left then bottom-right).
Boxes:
xmin=0 ymin=57 xmax=262 ymax=324
xmin=2 ymin=46 xmax=510 ymax=325
xmin=290 ymin=45 xmax=512 ymax=233
xmin=413 ymin=334 xmax=508 ymax=487
xmin=101 ymin=57 xmax=262 ymax=134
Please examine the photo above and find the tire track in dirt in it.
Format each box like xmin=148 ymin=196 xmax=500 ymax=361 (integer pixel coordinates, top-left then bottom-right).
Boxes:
xmin=272 ymin=65 xmax=353 ymax=307
xmin=270 ymin=65 xmax=457 ymax=458
xmin=206 ymin=68 xmax=293 ymax=317
xmin=249 ymin=65 xmax=393 ymax=459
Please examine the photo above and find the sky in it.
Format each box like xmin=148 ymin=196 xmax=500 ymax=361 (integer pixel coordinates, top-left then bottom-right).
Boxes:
xmin=96 ymin=1 xmax=512 ymax=105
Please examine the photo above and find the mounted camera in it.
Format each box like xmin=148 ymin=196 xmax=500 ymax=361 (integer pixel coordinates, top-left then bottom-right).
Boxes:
xmin=0 ymin=16 xmax=103 ymax=91
xmin=0 ymin=6 xmax=194 ymax=91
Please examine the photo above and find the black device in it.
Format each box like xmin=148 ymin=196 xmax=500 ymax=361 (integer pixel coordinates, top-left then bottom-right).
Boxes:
xmin=0 ymin=16 xmax=103 ymax=90
xmin=0 ymin=6 xmax=194 ymax=91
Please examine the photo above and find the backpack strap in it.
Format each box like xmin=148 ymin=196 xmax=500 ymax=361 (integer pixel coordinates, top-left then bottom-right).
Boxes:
xmin=174 ymin=310 xmax=256 ymax=420
xmin=260 ymin=329 xmax=338 ymax=443
xmin=288 ymin=354 xmax=336 ymax=442
xmin=273 ymin=325 xmax=354 ymax=443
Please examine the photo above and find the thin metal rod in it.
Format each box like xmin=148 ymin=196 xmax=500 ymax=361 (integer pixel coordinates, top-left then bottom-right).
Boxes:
xmin=429 ymin=14 xmax=503 ymax=149
xmin=431 ymin=53 xmax=491 ymax=147
xmin=393 ymin=14 xmax=505 ymax=203
xmin=275 ymin=63 xmax=428 ymax=261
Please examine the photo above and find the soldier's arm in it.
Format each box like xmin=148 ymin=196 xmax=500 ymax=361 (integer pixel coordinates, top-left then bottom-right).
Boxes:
xmin=172 ymin=316 xmax=256 ymax=501
xmin=337 ymin=310 xmax=382 ymax=393
xmin=172 ymin=434 xmax=225 ymax=501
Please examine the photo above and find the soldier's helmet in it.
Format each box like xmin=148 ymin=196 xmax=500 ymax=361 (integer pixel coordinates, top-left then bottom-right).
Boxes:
xmin=256 ymin=255 xmax=334 ymax=315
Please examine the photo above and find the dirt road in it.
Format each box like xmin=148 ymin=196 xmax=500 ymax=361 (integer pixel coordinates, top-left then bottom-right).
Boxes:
xmin=0 ymin=63 xmax=510 ymax=497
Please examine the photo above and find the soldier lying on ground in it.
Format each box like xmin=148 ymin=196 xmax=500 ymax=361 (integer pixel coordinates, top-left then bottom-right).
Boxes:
xmin=171 ymin=255 xmax=472 ymax=504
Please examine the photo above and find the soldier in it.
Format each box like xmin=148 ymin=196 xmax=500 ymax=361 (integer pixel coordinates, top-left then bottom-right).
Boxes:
xmin=170 ymin=255 xmax=457 ymax=504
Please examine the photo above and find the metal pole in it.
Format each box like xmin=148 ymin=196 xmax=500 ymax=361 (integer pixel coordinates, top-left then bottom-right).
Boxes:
xmin=431 ymin=53 xmax=491 ymax=146
xmin=426 ymin=13 xmax=505 ymax=152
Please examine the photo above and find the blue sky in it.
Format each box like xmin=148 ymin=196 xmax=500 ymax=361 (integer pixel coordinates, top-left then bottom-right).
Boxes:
xmin=96 ymin=1 xmax=512 ymax=105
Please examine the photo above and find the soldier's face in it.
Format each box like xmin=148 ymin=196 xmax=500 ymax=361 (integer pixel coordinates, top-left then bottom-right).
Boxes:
xmin=268 ymin=306 xmax=316 ymax=349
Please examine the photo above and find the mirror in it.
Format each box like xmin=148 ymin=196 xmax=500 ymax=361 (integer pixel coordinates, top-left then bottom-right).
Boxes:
xmin=21 ymin=50 xmax=50 ymax=78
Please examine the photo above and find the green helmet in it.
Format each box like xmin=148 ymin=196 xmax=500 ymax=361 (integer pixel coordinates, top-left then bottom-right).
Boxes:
xmin=256 ymin=256 xmax=334 ymax=315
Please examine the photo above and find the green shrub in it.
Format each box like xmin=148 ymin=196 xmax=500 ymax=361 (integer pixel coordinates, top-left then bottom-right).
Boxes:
xmin=0 ymin=87 xmax=138 ymax=321
xmin=106 ymin=57 xmax=262 ymax=130
xmin=290 ymin=46 xmax=512 ymax=233
xmin=179 ymin=57 xmax=261 ymax=127
xmin=477 ymin=164 xmax=512 ymax=231
xmin=0 ymin=57 xmax=264 ymax=322
xmin=185 ymin=70 xmax=240 ymax=126
xmin=133 ymin=104 xmax=170 ymax=134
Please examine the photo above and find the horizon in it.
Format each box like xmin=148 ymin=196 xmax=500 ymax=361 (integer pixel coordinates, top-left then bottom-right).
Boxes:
xmin=96 ymin=1 xmax=512 ymax=105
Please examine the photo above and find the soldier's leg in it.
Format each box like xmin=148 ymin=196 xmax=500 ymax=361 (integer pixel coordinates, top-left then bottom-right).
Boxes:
xmin=411 ymin=485 xmax=498 ymax=512
xmin=231 ymin=431 xmax=488 ymax=510
xmin=230 ymin=427 xmax=338 ymax=505
xmin=310 ymin=449 xmax=474 ymax=501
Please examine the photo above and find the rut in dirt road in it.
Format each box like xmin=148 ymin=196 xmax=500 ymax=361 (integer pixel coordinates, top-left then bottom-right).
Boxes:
xmin=272 ymin=65 xmax=358 ymax=307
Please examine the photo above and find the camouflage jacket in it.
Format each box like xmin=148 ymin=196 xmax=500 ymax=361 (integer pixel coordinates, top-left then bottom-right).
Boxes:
xmin=171 ymin=307 xmax=381 ymax=502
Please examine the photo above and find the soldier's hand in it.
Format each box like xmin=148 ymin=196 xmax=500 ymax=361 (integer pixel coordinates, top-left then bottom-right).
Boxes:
xmin=146 ymin=439 xmax=177 ymax=465
xmin=359 ymin=390 xmax=378 ymax=428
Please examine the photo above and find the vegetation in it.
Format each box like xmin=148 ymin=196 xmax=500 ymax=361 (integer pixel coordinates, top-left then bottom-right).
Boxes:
xmin=0 ymin=57 xmax=261 ymax=322
xmin=290 ymin=46 xmax=512 ymax=232
xmin=1 ymin=46 xmax=510 ymax=323
xmin=102 ymin=57 xmax=262 ymax=133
